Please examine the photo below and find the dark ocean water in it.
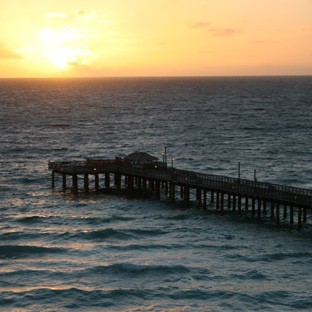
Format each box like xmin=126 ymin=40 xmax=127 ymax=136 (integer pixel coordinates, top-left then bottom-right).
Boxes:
xmin=0 ymin=76 xmax=312 ymax=311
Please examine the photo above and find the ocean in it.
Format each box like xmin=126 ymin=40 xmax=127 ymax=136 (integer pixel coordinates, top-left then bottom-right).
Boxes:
xmin=0 ymin=76 xmax=311 ymax=311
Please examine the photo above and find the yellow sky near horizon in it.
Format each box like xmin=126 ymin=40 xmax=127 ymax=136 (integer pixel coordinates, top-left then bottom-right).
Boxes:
xmin=0 ymin=0 xmax=311 ymax=77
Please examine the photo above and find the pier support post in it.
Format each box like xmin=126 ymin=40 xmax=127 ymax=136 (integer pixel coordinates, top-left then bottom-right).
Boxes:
xmin=238 ymin=195 xmax=242 ymax=214
xmin=257 ymin=199 xmax=261 ymax=222
xmin=276 ymin=202 xmax=280 ymax=225
xmin=203 ymin=190 xmax=207 ymax=209
xmin=155 ymin=181 xmax=161 ymax=199
xmin=251 ymin=197 xmax=256 ymax=216
xmin=149 ymin=179 xmax=155 ymax=191
xmin=196 ymin=188 xmax=201 ymax=205
xmin=128 ymin=176 xmax=134 ymax=190
xmin=227 ymin=194 xmax=231 ymax=210
xmin=105 ymin=173 xmax=110 ymax=189
xmin=115 ymin=173 xmax=121 ymax=189
xmin=170 ymin=183 xmax=175 ymax=200
xmin=216 ymin=192 xmax=220 ymax=209
xmin=303 ymin=207 xmax=307 ymax=223
xmin=180 ymin=186 xmax=184 ymax=199
xmin=62 ymin=173 xmax=66 ymax=191
xmin=263 ymin=200 xmax=267 ymax=214
xmin=95 ymin=174 xmax=99 ymax=191
xmin=298 ymin=207 xmax=302 ymax=230
xmin=84 ymin=174 xmax=89 ymax=193
xmin=211 ymin=191 xmax=214 ymax=204
xmin=184 ymin=186 xmax=190 ymax=204
xmin=52 ymin=171 xmax=55 ymax=188
xmin=137 ymin=178 xmax=142 ymax=188
xmin=72 ymin=174 xmax=78 ymax=193
xmin=252 ymin=198 xmax=256 ymax=216
xmin=290 ymin=205 xmax=294 ymax=225
xmin=245 ymin=196 xmax=249 ymax=211
xmin=283 ymin=204 xmax=287 ymax=219
xmin=270 ymin=201 xmax=275 ymax=221
xmin=143 ymin=178 xmax=147 ymax=190
xmin=233 ymin=195 xmax=236 ymax=211
xmin=220 ymin=192 xmax=224 ymax=214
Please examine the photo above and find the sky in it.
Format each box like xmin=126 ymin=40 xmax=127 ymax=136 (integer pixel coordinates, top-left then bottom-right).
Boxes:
xmin=0 ymin=0 xmax=311 ymax=78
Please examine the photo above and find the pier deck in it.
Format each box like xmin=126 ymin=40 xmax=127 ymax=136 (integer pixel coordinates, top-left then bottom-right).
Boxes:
xmin=49 ymin=159 xmax=312 ymax=230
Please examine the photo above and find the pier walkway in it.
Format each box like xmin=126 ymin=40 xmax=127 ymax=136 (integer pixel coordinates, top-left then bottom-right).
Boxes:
xmin=49 ymin=159 xmax=312 ymax=230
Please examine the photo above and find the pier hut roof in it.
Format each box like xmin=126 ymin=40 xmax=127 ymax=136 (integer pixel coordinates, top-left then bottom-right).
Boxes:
xmin=125 ymin=152 xmax=158 ymax=163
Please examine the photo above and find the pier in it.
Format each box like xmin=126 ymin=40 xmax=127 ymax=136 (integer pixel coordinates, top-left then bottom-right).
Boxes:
xmin=48 ymin=155 xmax=312 ymax=230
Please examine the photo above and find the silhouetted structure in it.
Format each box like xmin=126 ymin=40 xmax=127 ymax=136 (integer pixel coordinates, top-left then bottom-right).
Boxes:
xmin=124 ymin=152 xmax=158 ymax=164
xmin=49 ymin=156 xmax=312 ymax=230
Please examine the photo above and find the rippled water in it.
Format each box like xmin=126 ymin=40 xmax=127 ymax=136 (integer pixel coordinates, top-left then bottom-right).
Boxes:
xmin=0 ymin=77 xmax=312 ymax=311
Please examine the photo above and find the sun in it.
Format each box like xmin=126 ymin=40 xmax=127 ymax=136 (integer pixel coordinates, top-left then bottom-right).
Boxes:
xmin=21 ymin=27 xmax=93 ymax=70
xmin=40 ymin=28 xmax=92 ymax=69
xmin=51 ymin=54 xmax=69 ymax=69
xmin=46 ymin=47 xmax=72 ymax=69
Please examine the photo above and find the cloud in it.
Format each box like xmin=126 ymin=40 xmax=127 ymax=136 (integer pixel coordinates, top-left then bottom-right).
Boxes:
xmin=190 ymin=22 xmax=238 ymax=36
xmin=73 ymin=9 xmax=96 ymax=21
xmin=47 ymin=10 xmax=96 ymax=21
xmin=250 ymin=40 xmax=277 ymax=44
xmin=47 ymin=12 xmax=68 ymax=19
xmin=209 ymin=27 xmax=237 ymax=37
xmin=0 ymin=44 xmax=22 ymax=59
xmin=190 ymin=22 xmax=211 ymax=29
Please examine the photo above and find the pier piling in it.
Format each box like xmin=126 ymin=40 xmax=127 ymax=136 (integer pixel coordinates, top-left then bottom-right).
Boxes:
xmin=73 ymin=174 xmax=78 ymax=193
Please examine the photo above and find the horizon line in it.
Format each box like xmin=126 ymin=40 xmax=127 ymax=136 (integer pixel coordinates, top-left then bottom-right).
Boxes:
xmin=0 ymin=74 xmax=311 ymax=80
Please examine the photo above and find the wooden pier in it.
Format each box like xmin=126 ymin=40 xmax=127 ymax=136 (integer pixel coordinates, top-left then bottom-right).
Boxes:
xmin=48 ymin=158 xmax=312 ymax=230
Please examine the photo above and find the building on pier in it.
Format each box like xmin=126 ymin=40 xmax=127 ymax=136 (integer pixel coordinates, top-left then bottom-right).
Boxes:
xmin=124 ymin=151 xmax=158 ymax=164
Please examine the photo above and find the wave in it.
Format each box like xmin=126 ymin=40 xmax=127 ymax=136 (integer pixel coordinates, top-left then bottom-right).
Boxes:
xmin=0 ymin=245 xmax=67 ymax=259
xmin=168 ymin=289 xmax=237 ymax=300
xmin=166 ymin=213 xmax=192 ymax=221
xmin=256 ymin=251 xmax=312 ymax=262
xmin=86 ymin=263 xmax=192 ymax=276
xmin=192 ymin=243 xmax=248 ymax=251
xmin=66 ymin=228 xmax=168 ymax=241
xmin=0 ymin=227 xmax=169 ymax=243
xmin=0 ymin=231 xmax=48 ymax=241
xmin=230 ymin=269 xmax=270 ymax=281
xmin=1 ymin=287 xmax=311 ymax=311
xmin=225 ymin=251 xmax=312 ymax=263
xmin=0 ymin=268 xmax=57 ymax=279
xmin=17 ymin=215 xmax=48 ymax=223
xmin=0 ymin=287 xmax=155 ymax=310
xmin=15 ymin=215 xmax=134 ymax=226
xmin=0 ymin=262 xmax=203 ymax=284
xmin=77 ymin=215 xmax=134 ymax=225
xmin=50 ymin=124 xmax=71 ymax=128
xmin=107 ymin=243 xmax=180 ymax=251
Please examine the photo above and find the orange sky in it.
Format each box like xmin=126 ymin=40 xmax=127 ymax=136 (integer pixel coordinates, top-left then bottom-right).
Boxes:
xmin=0 ymin=0 xmax=311 ymax=77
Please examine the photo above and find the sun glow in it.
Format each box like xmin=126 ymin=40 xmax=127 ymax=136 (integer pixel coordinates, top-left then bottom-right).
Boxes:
xmin=40 ymin=27 xmax=92 ymax=69
xmin=49 ymin=50 xmax=70 ymax=69
xmin=0 ymin=0 xmax=311 ymax=77
xmin=20 ymin=27 xmax=93 ymax=71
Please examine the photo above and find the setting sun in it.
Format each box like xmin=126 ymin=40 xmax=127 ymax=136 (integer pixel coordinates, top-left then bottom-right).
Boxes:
xmin=0 ymin=0 xmax=311 ymax=77
xmin=20 ymin=27 xmax=93 ymax=70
